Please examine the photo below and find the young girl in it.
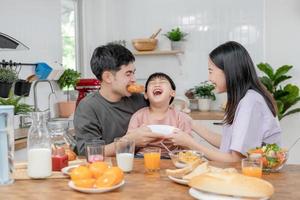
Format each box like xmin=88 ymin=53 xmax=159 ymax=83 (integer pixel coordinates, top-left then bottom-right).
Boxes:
xmin=166 ymin=41 xmax=281 ymax=162
xmin=127 ymin=72 xmax=192 ymax=158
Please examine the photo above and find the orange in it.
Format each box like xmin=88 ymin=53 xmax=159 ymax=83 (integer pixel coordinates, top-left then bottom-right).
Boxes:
xmin=70 ymin=165 xmax=93 ymax=181
xmin=73 ymin=178 xmax=96 ymax=188
xmin=88 ymin=161 xmax=109 ymax=178
xmin=95 ymin=167 xmax=124 ymax=188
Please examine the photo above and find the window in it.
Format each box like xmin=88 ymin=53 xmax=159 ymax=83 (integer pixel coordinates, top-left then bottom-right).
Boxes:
xmin=61 ymin=0 xmax=77 ymax=70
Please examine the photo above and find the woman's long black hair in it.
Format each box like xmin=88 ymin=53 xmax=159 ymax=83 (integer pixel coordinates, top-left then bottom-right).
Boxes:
xmin=209 ymin=41 xmax=277 ymax=125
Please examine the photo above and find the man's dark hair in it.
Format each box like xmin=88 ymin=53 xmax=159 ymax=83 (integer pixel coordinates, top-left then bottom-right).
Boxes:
xmin=145 ymin=72 xmax=176 ymax=104
xmin=90 ymin=44 xmax=135 ymax=81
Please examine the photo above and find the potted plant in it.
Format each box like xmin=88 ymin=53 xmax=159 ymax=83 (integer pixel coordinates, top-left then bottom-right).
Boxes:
xmin=194 ymin=81 xmax=216 ymax=111
xmin=57 ymin=69 xmax=81 ymax=118
xmin=0 ymin=92 xmax=33 ymax=129
xmin=164 ymin=27 xmax=188 ymax=50
xmin=0 ymin=67 xmax=18 ymax=98
xmin=185 ymin=88 xmax=198 ymax=111
xmin=257 ymin=63 xmax=300 ymax=120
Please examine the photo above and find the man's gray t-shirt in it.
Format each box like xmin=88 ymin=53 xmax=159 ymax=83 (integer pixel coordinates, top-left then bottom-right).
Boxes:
xmin=74 ymin=91 xmax=147 ymax=155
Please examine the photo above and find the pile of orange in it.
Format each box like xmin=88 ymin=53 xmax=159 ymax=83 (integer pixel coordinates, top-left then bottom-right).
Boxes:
xmin=70 ymin=162 xmax=124 ymax=188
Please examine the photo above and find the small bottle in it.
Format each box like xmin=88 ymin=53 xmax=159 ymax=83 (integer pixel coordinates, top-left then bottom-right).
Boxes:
xmin=52 ymin=146 xmax=68 ymax=171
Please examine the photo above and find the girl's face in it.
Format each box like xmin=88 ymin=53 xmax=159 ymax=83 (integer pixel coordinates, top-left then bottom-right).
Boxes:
xmin=208 ymin=58 xmax=227 ymax=93
xmin=145 ymin=77 xmax=175 ymax=105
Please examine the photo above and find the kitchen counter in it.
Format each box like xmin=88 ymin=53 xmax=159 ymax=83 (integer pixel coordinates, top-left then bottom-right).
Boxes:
xmin=1 ymin=159 xmax=299 ymax=199
xmin=188 ymin=110 xmax=224 ymax=120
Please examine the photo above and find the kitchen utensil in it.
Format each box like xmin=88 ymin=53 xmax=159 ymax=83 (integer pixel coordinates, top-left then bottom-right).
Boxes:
xmin=150 ymin=28 xmax=162 ymax=39
xmin=132 ymin=38 xmax=158 ymax=51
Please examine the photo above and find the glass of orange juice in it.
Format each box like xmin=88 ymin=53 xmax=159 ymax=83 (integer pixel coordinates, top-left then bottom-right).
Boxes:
xmin=242 ymin=158 xmax=262 ymax=178
xmin=143 ymin=147 xmax=161 ymax=174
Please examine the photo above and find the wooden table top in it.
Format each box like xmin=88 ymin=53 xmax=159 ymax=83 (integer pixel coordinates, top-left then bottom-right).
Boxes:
xmin=1 ymin=159 xmax=299 ymax=200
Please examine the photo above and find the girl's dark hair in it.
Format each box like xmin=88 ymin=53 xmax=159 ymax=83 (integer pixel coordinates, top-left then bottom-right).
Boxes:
xmin=209 ymin=41 xmax=277 ymax=125
xmin=90 ymin=44 xmax=135 ymax=81
xmin=145 ymin=72 xmax=176 ymax=104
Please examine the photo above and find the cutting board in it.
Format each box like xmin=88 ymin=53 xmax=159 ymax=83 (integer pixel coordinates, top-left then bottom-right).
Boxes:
xmin=13 ymin=159 xmax=86 ymax=180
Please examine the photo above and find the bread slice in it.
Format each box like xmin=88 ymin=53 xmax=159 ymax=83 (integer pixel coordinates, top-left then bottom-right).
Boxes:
xmin=166 ymin=159 xmax=201 ymax=178
xmin=188 ymin=172 xmax=274 ymax=198
xmin=182 ymin=162 xmax=209 ymax=180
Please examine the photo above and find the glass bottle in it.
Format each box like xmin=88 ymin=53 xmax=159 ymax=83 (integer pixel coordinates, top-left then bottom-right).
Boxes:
xmin=27 ymin=111 xmax=52 ymax=178
xmin=0 ymin=105 xmax=14 ymax=185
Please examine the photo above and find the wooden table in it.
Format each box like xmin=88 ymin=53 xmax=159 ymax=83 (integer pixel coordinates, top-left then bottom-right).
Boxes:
xmin=1 ymin=159 xmax=299 ymax=200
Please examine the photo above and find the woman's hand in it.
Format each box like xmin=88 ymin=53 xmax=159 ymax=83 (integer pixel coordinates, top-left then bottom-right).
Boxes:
xmin=165 ymin=129 xmax=195 ymax=148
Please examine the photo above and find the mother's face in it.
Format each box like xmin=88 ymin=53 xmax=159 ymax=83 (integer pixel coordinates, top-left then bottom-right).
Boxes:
xmin=208 ymin=59 xmax=227 ymax=93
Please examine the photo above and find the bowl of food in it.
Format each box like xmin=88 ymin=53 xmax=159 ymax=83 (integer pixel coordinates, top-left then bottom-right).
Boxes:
xmin=169 ymin=150 xmax=205 ymax=168
xmin=132 ymin=38 xmax=158 ymax=51
xmin=248 ymin=143 xmax=288 ymax=172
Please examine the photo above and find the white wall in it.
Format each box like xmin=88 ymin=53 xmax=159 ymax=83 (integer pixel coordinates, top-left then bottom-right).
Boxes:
xmin=80 ymin=0 xmax=265 ymax=111
xmin=0 ymin=0 xmax=62 ymax=112
xmin=265 ymin=0 xmax=300 ymax=164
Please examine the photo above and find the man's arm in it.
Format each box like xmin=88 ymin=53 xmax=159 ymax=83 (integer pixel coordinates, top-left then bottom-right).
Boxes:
xmin=74 ymin=103 xmax=102 ymax=155
xmin=105 ymin=126 xmax=166 ymax=156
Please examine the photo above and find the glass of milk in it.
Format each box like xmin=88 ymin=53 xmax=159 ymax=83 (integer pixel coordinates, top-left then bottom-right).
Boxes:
xmin=114 ymin=137 xmax=135 ymax=173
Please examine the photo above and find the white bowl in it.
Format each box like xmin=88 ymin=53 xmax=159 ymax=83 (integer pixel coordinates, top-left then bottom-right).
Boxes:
xmin=147 ymin=125 xmax=176 ymax=135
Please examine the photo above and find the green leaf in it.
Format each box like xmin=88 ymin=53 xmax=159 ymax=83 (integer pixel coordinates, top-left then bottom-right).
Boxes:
xmin=257 ymin=63 xmax=274 ymax=79
xmin=282 ymin=108 xmax=300 ymax=118
xmin=259 ymin=76 xmax=273 ymax=93
xmin=273 ymin=65 xmax=293 ymax=81
xmin=273 ymin=75 xmax=291 ymax=87
xmin=274 ymin=90 xmax=289 ymax=100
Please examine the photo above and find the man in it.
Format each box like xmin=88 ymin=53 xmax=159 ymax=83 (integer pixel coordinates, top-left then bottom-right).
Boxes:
xmin=74 ymin=44 xmax=163 ymax=156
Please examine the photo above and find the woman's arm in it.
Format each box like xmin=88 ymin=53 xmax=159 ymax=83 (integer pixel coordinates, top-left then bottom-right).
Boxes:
xmin=192 ymin=121 xmax=221 ymax=148
xmin=166 ymin=130 xmax=244 ymax=162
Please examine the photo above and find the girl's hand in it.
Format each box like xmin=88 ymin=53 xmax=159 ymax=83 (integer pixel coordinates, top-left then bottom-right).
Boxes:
xmin=165 ymin=129 xmax=194 ymax=148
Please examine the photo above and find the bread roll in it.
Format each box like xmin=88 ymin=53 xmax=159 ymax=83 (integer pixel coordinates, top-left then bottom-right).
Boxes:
xmin=127 ymin=84 xmax=145 ymax=93
xmin=188 ymin=172 xmax=274 ymax=198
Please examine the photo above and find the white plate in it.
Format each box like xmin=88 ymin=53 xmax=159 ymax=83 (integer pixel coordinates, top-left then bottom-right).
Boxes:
xmin=189 ymin=188 xmax=269 ymax=200
xmin=68 ymin=180 xmax=125 ymax=193
xmin=168 ymin=175 xmax=188 ymax=185
xmin=147 ymin=125 xmax=176 ymax=135
xmin=61 ymin=165 xmax=79 ymax=176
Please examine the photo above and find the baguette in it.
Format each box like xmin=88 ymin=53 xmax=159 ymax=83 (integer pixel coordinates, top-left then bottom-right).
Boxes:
xmin=188 ymin=172 xmax=274 ymax=198
xmin=166 ymin=159 xmax=201 ymax=178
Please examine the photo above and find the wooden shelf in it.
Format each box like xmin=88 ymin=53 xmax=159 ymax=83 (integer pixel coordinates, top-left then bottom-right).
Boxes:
xmin=133 ymin=50 xmax=183 ymax=55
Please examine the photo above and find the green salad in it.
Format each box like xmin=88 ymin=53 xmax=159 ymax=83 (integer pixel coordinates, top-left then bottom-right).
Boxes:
xmin=248 ymin=143 xmax=287 ymax=170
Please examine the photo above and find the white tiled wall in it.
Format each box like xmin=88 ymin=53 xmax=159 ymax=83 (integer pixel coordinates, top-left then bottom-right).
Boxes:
xmin=81 ymin=0 xmax=264 ymax=110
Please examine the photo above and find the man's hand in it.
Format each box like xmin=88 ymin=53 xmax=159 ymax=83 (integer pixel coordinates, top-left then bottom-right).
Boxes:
xmin=125 ymin=125 xmax=165 ymax=147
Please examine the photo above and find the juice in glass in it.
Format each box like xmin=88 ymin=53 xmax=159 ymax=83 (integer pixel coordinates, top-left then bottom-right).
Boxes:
xmin=144 ymin=147 xmax=161 ymax=173
xmin=242 ymin=158 xmax=262 ymax=178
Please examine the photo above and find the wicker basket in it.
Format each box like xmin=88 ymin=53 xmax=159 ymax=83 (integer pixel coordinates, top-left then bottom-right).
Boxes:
xmin=132 ymin=38 xmax=158 ymax=51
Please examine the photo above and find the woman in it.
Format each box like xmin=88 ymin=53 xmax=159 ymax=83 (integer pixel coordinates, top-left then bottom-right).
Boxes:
xmin=166 ymin=41 xmax=281 ymax=162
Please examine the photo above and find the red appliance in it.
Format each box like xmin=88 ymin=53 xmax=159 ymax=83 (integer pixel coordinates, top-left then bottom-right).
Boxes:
xmin=75 ymin=78 xmax=101 ymax=106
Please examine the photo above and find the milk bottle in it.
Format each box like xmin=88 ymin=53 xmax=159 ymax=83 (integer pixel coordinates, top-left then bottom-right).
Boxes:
xmin=27 ymin=111 xmax=52 ymax=178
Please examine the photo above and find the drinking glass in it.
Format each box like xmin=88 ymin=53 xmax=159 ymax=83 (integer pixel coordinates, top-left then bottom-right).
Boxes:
xmin=144 ymin=147 xmax=161 ymax=174
xmin=115 ymin=137 xmax=135 ymax=172
xmin=242 ymin=158 xmax=262 ymax=178
xmin=85 ymin=139 xmax=105 ymax=163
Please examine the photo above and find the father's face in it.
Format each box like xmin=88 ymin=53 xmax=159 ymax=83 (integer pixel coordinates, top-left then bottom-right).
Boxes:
xmin=112 ymin=63 xmax=137 ymax=97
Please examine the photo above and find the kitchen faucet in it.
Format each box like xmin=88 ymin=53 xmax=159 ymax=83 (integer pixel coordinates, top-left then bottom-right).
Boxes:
xmin=33 ymin=80 xmax=55 ymax=113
